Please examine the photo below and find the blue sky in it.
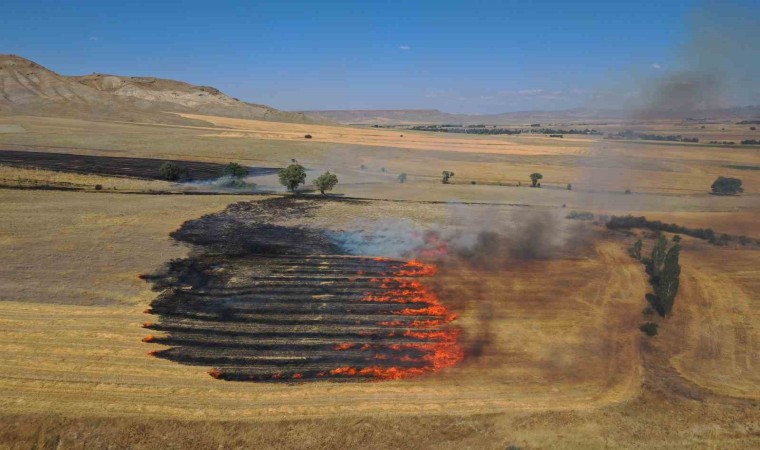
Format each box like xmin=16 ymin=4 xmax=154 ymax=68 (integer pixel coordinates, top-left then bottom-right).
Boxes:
xmin=2 ymin=0 xmax=755 ymax=113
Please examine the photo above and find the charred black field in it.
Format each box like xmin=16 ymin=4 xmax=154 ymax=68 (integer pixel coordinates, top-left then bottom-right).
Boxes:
xmin=0 ymin=149 xmax=279 ymax=181
xmin=141 ymin=197 xmax=463 ymax=382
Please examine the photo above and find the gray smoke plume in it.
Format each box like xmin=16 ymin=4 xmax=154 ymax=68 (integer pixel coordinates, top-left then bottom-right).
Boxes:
xmin=329 ymin=206 xmax=591 ymax=265
xmin=637 ymin=0 xmax=759 ymax=116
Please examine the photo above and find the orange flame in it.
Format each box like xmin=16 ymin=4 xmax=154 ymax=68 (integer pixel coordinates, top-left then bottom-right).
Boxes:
xmin=333 ymin=343 xmax=356 ymax=351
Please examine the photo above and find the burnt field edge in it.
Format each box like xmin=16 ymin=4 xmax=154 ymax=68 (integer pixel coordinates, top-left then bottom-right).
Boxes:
xmin=141 ymin=197 xmax=464 ymax=382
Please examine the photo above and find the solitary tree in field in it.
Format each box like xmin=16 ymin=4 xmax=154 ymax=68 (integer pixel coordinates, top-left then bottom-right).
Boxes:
xmin=530 ymin=172 xmax=543 ymax=187
xmin=223 ymin=162 xmax=248 ymax=178
xmin=398 ymin=173 xmax=407 ymax=183
xmin=278 ymin=163 xmax=307 ymax=192
xmin=159 ymin=162 xmax=188 ymax=181
xmin=312 ymin=171 xmax=338 ymax=195
xmin=710 ymin=176 xmax=743 ymax=195
xmin=442 ymin=171 xmax=455 ymax=184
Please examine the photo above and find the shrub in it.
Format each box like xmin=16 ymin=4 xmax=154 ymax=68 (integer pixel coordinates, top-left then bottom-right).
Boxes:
xmin=223 ymin=162 xmax=248 ymax=178
xmin=442 ymin=171 xmax=455 ymax=184
xmin=312 ymin=171 xmax=338 ymax=195
xmin=711 ymin=176 xmax=743 ymax=195
xmin=304 ymin=134 xmax=312 ymax=139
xmin=566 ymin=211 xmax=594 ymax=220
xmin=213 ymin=175 xmax=252 ymax=189
xmin=398 ymin=173 xmax=407 ymax=183
xmin=640 ymin=322 xmax=659 ymax=336
xmin=159 ymin=162 xmax=188 ymax=181
xmin=530 ymin=172 xmax=543 ymax=187
xmin=278 ymin=164 xmax=307 ymax=192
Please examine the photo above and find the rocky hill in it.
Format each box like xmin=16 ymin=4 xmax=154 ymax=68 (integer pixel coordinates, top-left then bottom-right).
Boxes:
xmin=0 ymin=54 xmax=314 ymax=124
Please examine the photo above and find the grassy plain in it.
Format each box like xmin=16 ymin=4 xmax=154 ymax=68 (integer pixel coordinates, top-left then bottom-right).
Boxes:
xmin=0 ymin=114 xmax=757 ymax=448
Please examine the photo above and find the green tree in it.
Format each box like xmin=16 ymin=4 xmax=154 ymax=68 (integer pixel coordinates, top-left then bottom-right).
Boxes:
xmin=442 ymin=171 xmax=455 ymax=184
xmin=398 ymin=173 xmax=407 ymax=183
xmin=649 ymin=234 xmax=668 ymax=276
xmin=223 ymin=162 xmax=248 ymax=178
xmin=159 ymin=162 xmax=188 ymax=181
xmin=530 ymin=172 xmax=543 ymax=187
xmin=312 ymin=171 xmax=338 ymax=195
xmin=629 ymin=238 xmax=643 ymax=260
xmin=656 ymin=244 xmax=681 ymax=315
xmin=278 ymin=164 xmax=307 ymax=192
xmin=710 ymin=176 xmax=743 ymax=195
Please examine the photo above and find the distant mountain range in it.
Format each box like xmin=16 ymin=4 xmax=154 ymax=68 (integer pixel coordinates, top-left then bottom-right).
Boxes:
xmin=2 ymin=55 xmax=757 ymax=127
xmin=0 ymin=54 xmax=314 ymax=125
xmin=299 ymin=106 xmax=760 ymax=125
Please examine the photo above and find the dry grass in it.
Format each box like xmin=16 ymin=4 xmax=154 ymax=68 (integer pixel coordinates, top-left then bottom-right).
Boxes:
xmin=0 ymin=190 xmax=253 ymax=305
xmin=0 ymin=165 xmax=173 ymax=191
xmin=177 ymin=113 xmax=590 ymax=156
xmin=0 ymin=114 xmax=758 ymax=448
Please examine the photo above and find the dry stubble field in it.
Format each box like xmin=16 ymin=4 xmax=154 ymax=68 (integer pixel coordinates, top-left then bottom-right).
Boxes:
xmin=0 ymin=114 xmax=758 ymax=448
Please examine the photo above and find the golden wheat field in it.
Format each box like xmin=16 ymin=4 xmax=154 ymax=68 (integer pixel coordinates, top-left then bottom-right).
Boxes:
xmin=0 ymin=114 xmax=758 ymax=449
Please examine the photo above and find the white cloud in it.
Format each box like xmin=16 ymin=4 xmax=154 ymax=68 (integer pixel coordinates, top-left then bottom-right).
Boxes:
xmin=652 ymin=63 xmax=661 ymax=69
xmin=89 ymin=36 xmax=99 ymax=41
xmin=399 ymin=45 xmax=410 ymax=50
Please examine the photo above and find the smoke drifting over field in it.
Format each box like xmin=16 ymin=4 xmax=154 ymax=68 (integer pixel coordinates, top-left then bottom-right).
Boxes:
xmin=330 ymin=207 xmax=590 ymax=266
xmin=328 ymin=204 xmax=597 ymax=363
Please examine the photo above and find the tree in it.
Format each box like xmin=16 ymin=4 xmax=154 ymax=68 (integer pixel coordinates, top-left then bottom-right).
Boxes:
xmin=711 ymin=176 xmax=743 ymax=195
xmin=649 ymin=234 xmax=668 ymax=276
xmin=398 ymin=173 xmax=407 ymax=183
xmin=223 ymin=162 xmax=248 ymax=178
xmin=567 ymin=183 xmax=572 ymax=191
xmin=278 ymin=164 xmax=307 ymax=192
xmin=312 ymin=171 xmax=338 ymax=195
xmin=530 ymin=173 xmax=543 ymax=187
xmin=442 ymin=171 xmax=455 ymax=184
xmin=655 ymin=244 xmax=681 ymax=316
xmin=159 ymin=162 xmax=188 ymax=181
xmin=629 ymin=238 xmax=643 ymax=260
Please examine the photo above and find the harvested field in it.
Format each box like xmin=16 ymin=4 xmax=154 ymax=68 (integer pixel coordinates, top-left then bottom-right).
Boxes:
xmin=0 ymin=149 xmax=278 ymax=181
xmin=175 ymin=113 xmax=591 ymax=156
xmin=0 ymin=113 xmax=758 ymax=448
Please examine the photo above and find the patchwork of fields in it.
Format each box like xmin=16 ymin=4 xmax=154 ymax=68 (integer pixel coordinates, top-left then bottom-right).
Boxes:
xmin=0 ymin=114 xmax=757 ymax=448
